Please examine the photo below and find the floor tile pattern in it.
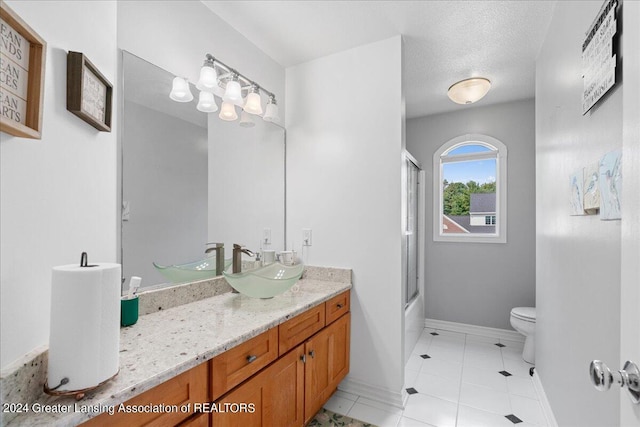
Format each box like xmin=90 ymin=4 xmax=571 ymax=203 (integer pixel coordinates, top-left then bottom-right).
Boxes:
xmin=324 ymin=328 xmax=546 ymax=427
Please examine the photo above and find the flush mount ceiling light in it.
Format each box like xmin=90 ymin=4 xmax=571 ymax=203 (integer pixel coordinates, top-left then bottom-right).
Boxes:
xmin=171 ymin=53 xmax=279 ymax=125
xmin=447 ymin=77 xmax=491 ymax=105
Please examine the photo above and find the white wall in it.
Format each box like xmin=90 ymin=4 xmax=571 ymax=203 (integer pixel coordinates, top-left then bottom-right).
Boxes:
xmin=536 ymin=2 xmax=626 ymax=425
xmin=407 ymin=99 xmax=536 ymax=330
xmin=0 ymin=0 xmax=118 ymax=369
xmin=286 ymin=36 xmax=405 ymax=405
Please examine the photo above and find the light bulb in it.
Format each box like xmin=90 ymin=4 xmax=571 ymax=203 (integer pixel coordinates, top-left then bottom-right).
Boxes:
xmin=196 ymin=91 xmax=218 ymax=113
xmin=263 ymin=98 xmax=279 ymax=122
xmin=223 ymin=79 xmax=242 ymax=104
xmin=244 ymin=88 xmax=263 ymax=115
xmin=219 ymin=101 xmax=238 ymax=121
xmin=169 ymin=77 xmax=193 ymax=102
xmin=196 ymin=64 xmax=218 ymax=92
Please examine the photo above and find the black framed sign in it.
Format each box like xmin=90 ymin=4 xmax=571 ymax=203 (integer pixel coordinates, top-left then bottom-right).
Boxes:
xmin=582 ymin=0 xmax=618 ymax=114
xmin=67 ymin=51 xmax=112 ymax=132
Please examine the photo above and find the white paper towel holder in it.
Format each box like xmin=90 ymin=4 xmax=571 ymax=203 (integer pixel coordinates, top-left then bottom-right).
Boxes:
xmin=44 ymin=252 xmax=120 ymax=400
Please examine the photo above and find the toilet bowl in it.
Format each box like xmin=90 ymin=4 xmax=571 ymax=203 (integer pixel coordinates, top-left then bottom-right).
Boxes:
xmin=510 ymin=307 xmax=536 ymax=364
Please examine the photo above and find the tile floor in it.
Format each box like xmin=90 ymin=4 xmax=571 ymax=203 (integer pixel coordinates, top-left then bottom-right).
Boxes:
xmin=324 ymin=327 xmax=547 ymax=427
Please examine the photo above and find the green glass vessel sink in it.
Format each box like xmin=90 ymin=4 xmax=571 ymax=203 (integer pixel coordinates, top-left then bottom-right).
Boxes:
xmin=223 ymin=262 xmax=304 ymax=298
xmin=153 ymin=256 xmax=231 ymax=283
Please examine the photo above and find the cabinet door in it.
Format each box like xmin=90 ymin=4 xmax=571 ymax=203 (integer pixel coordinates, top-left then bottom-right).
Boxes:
xmin=304 ymin=312 xmax=350 ymax=423
xmin=213 ymin=344 xmax=305 ymax=427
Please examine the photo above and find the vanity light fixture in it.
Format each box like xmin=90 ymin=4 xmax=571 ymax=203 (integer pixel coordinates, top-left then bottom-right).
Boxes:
xmin=447 ymin=77 xmax=491 ymax=105
xmin=171 ymin=53 xmax=279 ymax=125
xmin=196 ymin=57 xmax=217 ymax=92
xmin=223 ymin=74 xmax=243 ymax=105
xmin=262 ymin=96 xmax=279 ymax=122
xmin=243 ymin=85 xmax=263 ymax=115
xmin=169 ymin=77 xmax=193 ymax=102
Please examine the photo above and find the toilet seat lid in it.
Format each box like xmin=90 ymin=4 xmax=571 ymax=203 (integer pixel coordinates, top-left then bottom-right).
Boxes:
xmin=511 ymin=307 xmax=536 ymax=321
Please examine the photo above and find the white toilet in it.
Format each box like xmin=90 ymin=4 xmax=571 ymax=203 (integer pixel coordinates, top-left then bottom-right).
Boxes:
xmin=510 ymin=307 xmax=536 ymax=364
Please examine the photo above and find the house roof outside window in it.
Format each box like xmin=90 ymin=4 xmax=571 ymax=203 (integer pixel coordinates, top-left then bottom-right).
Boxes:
xmin=470 ymin=193 xmax=496 ymax=214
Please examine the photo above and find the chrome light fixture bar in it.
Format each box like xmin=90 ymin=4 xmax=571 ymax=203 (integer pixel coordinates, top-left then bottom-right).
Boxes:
xmin=170 ymin=53 xmax=279 ymax=124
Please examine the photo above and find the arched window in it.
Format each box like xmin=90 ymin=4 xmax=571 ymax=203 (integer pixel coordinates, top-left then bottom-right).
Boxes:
xmin=433 ymin=134 xmax=507 ymax=243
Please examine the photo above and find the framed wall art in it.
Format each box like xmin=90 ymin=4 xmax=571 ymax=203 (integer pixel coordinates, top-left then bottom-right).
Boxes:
xmin=0 ymin=0 xmax=47 ymax=139
xmin=67 ymin=51 xmax=112 ymax=132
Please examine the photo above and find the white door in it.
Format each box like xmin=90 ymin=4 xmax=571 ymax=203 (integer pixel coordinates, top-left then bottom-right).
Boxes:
xmin=619 ymin=1 xmax=640 ymax=424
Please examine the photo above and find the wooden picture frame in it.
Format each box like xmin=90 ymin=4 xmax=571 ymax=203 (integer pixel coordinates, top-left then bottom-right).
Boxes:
xmin=0 ymin=0 xmax=47 ymax=139
xmin=67 ymin=51 xmax=112 ymax=132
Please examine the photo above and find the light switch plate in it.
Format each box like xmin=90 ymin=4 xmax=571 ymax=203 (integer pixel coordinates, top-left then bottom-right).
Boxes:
xmin=303 ymin=229 xmax=312 ymax=246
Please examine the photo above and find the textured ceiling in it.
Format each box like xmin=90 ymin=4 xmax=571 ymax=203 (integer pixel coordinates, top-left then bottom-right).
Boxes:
xmin=202 ymin=1 xmax=556 ymax=118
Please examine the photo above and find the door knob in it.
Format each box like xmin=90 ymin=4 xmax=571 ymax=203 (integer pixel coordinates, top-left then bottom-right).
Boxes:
xmin=589 ymin=360 xmax=640 ymax=404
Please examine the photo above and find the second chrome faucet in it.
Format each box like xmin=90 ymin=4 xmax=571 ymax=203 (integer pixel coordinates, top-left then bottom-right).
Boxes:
xmin=232 ymin=244 xmax=255 ymax=274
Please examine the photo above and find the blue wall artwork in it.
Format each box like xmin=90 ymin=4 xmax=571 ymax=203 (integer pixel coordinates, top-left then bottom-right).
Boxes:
xmin=599 ymin=149 xmax=622 ymax=220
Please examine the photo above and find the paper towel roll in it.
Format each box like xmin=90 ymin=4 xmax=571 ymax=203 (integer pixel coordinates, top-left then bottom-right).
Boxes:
xmin=48 ymin=262 xmax=121 ymax=392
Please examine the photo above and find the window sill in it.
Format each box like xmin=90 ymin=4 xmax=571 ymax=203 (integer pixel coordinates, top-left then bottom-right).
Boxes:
xmin=434 ymin=234 xmax=507 ymax=244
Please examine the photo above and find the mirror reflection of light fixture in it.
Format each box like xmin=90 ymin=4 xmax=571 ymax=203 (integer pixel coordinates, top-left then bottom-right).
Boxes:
xmin=170 ymin=53 xmax=279 ymax=125
xmin=219 ymin=101 xmax=238 ymax=121
xmin=239 ymin=111 xmax=255 ymax=128
xmin=447 ymin=77 xmax=491 ymax=105
xmin=169 ymin=77 xmax=193 ymax=102
xmin=263 ymin=96 xmax=279 ymax=122
xmin=196 ymin=91 xmax=218 ymax=113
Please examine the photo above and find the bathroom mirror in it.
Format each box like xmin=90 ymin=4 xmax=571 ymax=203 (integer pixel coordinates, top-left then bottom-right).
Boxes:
xmin=121 ymin=51 xmax=285 ymax=290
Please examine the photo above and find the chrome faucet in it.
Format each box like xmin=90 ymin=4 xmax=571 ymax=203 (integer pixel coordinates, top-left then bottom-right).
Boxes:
xmin=232 ymin=244 xmax=255 ymax=274
xmin=205 ymin=242 xmax=225 ymax=275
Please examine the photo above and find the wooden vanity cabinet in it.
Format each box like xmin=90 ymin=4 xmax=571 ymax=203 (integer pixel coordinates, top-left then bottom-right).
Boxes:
xmin=81 ymin=290 xmax=350 ymax=427
xmin=214 ymin=290 xmax=351 ymax=427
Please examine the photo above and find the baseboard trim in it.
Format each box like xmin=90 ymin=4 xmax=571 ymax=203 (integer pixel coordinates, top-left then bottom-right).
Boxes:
xmin=424 ymin=318 xmax=524 ymax=343
xmin=338 ymin=377 xmax=406 ymax=409
xmin=532 ymin=370 xmax=558 ymax=427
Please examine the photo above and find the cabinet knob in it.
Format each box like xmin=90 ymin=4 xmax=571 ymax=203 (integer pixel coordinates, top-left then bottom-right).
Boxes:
xmin=309 ymin=350 xmax=315 ymax=358
xmin=337 ymin=303 xmax=343 ymax=309
xmin=300 ymin=354 xmax=306 ymax=363
xmin=246 ymin=355 xmax=257 ymax=363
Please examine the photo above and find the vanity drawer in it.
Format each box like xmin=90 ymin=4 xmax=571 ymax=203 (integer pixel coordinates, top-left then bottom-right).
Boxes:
xmin=211 ymin=327 xmax=278 ymax=400
xmin=278 ymin=304 xmax=325 ymax=356
xmin=325 ymin=291 xmax=350 ymax=325
xmin=82 ymin=362 xmax=208 ymax=427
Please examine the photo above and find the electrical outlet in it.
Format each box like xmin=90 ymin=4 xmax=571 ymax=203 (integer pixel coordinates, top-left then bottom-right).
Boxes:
xmin=263 ymin=228 xmax=271 ymax=245
xmin=303 ymin=229 xmax=312 ymax=246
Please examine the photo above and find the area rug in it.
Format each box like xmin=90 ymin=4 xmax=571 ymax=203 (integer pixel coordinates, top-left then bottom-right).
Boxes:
xmin=308 ymin=408 xmax=378 ymax=427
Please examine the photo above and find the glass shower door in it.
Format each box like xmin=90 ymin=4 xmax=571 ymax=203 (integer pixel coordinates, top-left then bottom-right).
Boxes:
xmin=405 ymin=158 xmax=419 ymax=305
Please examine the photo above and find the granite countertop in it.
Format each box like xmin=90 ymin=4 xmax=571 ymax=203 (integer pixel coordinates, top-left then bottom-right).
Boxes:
xmin=6 ymin=276 xmax=351 ymax=426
